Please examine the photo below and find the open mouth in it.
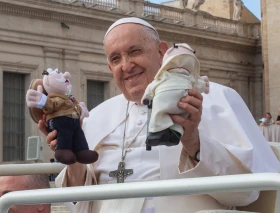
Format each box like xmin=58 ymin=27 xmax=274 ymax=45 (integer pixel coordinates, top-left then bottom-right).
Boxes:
xmin=125 ymin=72 xmax=143 ymax=81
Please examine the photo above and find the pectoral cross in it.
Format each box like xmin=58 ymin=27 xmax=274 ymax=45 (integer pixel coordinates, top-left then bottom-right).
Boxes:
xmin=109 ymin=161 xmax=133 ymax=183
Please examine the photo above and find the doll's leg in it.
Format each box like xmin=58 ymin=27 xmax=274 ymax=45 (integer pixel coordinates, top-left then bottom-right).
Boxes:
xmin=72 ymin=119 xmax=99 ymax=164
xmin=147 ymin=90 xmax=187 ymax=146
xmin=48 ymin=117 xmax=77 ymax=165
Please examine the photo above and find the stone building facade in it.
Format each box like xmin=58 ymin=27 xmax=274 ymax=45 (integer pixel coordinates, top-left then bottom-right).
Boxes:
xmin=0 ymin=0 xmax=262 ymax=162
xmin=261 ymin=0 xmax=280 ymax=119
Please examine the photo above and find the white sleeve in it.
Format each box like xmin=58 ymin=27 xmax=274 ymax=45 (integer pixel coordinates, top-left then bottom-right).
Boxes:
xmin=55 ymin=165 xmax=96 ymax=213
xmin=177 ymin=82 xmax=280 ymax=207
xmin=178 ymin=134 xmax=259 ymax=207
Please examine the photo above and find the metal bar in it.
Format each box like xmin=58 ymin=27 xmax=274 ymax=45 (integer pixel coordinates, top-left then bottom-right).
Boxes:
xmin=0 ymin=163 xmax=65 ymax=176
xmin=1 ymin=173 xmax=280 ymax=213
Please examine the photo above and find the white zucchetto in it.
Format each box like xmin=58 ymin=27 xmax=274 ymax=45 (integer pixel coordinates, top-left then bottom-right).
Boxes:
xmin=104 ymin=17 xmax=159 ymax=39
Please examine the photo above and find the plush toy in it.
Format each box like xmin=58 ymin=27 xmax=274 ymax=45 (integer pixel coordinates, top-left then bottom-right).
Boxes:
xmin=26 ymin=68 xmax=98 ymax=165
xmin=142 ymin=43 xmax=209 ymax=148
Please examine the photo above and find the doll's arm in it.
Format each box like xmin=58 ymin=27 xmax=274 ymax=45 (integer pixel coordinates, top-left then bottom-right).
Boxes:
xmin=78 ymin=102 xmax=89 ymax=119
xmin=195 ymin=76 xmax=209 ymax=94
xmin=26 ymin=85 xmax=47 ymax=109
xmin=141 ymin=80 xmax=159 ymax=105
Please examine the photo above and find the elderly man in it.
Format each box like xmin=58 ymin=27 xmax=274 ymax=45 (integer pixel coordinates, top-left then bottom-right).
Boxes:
xmin=39 ymin=17 xmax=279 ymax=213
xmin=0 ymin=175 xmax=51 ymax=213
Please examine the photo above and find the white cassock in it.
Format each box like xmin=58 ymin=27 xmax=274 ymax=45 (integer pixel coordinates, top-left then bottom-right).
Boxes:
xmin=56 ymin=82 xmax=280 ymax=213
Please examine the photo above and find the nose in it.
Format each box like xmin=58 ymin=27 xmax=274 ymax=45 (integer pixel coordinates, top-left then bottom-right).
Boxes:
xmin=121 ymin=56 xmax=135 ymax=73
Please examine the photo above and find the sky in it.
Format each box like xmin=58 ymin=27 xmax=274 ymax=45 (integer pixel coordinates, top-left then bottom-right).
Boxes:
xmin=243 ymin=0 xmax=261 ymax=19
xmin=148 ymin=0 xmax=261 ymax=20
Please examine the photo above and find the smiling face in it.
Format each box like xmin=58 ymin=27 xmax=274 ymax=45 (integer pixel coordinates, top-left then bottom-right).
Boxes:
xmin=43 ymin=70 xmax=72 ymax=95
xmin=104 ymin=24 xmax=167 ymax=103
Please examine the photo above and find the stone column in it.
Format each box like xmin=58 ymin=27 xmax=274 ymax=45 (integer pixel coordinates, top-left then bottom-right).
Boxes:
xmin=0 ymin=66 xmax=3 ymax=161
xmin=194 ymin=11 xmax=204 ymax=28
xmin=135 ymin=0 xmax=144 ymax=17
xmin=119 ymin=0 xmax=132 ymax=14
xmin=43 ymin=47 xmax=63 ymax=71
xmin=182 ymin=9 xmax=195 ymax=26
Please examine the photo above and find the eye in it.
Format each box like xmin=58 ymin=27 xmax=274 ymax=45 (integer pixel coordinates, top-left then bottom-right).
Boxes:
xmin=129 ymin=49 xmax=141 ymax=55
xmin=110 ymin=56 xmax=121 ymax=65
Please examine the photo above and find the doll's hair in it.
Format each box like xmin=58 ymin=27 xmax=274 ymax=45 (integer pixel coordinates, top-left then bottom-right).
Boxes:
xmin=42 ymin=70 xmax=49 ymax=75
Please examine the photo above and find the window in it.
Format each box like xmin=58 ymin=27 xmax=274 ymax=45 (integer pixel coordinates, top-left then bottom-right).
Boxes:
xmin=3 ymin=72 xmax=25 ymax=161
xmin=87 ymin=80 xmax=105 ymax=110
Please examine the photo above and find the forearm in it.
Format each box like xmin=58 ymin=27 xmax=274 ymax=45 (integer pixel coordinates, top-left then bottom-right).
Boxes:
xmin=66 ymin=162 xmax=87 ymax=187
xmin=181 ymin=128 xmax=200 ymax=158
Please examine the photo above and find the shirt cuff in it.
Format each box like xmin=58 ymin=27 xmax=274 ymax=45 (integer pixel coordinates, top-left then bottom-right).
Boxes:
xmin=37 ymin=94 xmax=47 ymax=109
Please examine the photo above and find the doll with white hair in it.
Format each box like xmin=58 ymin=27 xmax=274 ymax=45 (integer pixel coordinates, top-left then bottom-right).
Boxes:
xmin=142 ymin=43 xmax=209 ymax=148
xmin=26 ymin=68 xmax=98 ymax=165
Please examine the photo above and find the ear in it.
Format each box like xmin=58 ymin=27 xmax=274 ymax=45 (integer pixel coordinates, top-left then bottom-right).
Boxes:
xmin=37 ymin=204 xmax=49 ymax=212
xmin=158 ymin=41 xmax=169 ymax=65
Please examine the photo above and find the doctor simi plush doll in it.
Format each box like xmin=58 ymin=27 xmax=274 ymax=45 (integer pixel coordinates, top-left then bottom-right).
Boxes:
xmin=26 ymin=68 xmax=98 ymax=165
xmin=142 ymin=43 xmax=209 ymax=148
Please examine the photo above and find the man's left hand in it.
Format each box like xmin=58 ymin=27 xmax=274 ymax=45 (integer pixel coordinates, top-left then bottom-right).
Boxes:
xmin=170 ymin=89 xmax=202 ymax=157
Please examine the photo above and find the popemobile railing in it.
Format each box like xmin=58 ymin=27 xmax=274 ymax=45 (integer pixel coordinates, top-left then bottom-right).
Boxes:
xmin=0 ymin=163 xmax=65 ymax=176
xmin=0 ymin=171 xmax=280 ymax=213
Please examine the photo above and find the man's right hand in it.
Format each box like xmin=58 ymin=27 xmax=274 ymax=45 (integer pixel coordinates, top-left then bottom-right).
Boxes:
xmin=38 ymin=114 xmax=87 ymax=187
xmin=38 ymin=114 xmax=58 ymax=151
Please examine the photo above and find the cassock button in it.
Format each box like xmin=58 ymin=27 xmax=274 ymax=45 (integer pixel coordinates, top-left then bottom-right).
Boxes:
xmin=137 ymin=121 xmax=143 ymax=126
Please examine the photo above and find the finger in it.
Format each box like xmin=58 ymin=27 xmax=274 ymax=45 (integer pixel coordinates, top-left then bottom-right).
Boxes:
xmin=28 ymin=96 xmax=39 ymax=102
xmin=38 ymin=120 xmax=48 ymax=136
xmin=180 ymin=95 xmax=202 ymax=110
xmin=46 ymin=130 xmax=58 ymax=145
xmin=49 ymin=140 xmax=58 ymax=151
xmin=170 ymin=114 xmax=186 ymax=127
xmin=37 ymin=85 xmax=43 ymax=93
xmin=187 ymin=89 xmax=203 ymax=101
xmin=178 ymin=101 xmax=201 ymax=119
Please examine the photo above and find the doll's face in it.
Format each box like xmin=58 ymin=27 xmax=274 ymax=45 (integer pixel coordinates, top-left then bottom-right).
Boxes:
xmin=43 ymin=69 xmax=72 ymax=95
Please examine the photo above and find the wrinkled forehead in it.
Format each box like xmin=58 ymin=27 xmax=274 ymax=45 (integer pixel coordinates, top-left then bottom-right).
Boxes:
xmin=104 ymin=23 xmax=149 ymax=44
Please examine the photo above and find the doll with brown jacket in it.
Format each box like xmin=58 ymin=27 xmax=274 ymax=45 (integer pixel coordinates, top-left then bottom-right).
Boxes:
xmin=26 ymin=68 xmax=98 ymax=165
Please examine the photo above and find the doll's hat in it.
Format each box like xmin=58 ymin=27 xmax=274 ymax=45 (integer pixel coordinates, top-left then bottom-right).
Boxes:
xmin=155 ymin=43 xmax=200 ymax=80
xmin=28 ymin=79 xmax=47 ymax=123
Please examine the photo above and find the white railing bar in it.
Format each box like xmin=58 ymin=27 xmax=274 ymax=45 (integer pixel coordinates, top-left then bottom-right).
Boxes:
xmin=0 ymin=173 xmax=280 ymax=213
xmin=0 ymin=163 xmax=65 ymax=176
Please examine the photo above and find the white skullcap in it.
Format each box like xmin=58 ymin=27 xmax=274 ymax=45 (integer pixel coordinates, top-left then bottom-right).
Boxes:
xmin=104 ymin=17 xmax=159 ymax=39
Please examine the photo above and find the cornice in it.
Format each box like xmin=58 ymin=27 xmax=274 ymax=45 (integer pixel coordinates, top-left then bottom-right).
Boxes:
xmin=0 ymin=61 xmax=38 ymax=73
xmin=0 ymin=0 xmax=260 ymax=49
xmin=0 ymin=1 xmax=120 ymax=30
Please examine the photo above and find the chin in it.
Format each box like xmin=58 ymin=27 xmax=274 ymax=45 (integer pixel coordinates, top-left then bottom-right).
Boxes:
xmin=125 ymin=90 xmax=145 ymax=104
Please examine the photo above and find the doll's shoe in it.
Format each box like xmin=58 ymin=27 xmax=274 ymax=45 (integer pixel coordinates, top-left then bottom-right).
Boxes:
xmin=146 ymin=129 xmax=181 ymax=147
xmin=55 ymin=149 xmax=77 ymax=165
xmin=28 ymin=79 xmax=47 ymax=123
xmin=75 ymin=150 xmax=99 ymax=164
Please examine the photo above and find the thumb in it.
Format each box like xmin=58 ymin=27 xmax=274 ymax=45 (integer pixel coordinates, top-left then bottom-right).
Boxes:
xmin=37 ymin=85 xmax=43 ymax=93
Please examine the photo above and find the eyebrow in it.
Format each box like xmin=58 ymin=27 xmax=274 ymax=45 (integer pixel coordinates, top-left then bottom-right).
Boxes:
xmin=108 ymin=45 xmax=142 ymax=59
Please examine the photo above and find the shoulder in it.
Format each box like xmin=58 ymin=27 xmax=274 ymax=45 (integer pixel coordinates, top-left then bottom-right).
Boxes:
xmin=89 ymin=94 xmax=126 ymax=114
xmin=202 ymin=82 xmax=241 ymax=103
